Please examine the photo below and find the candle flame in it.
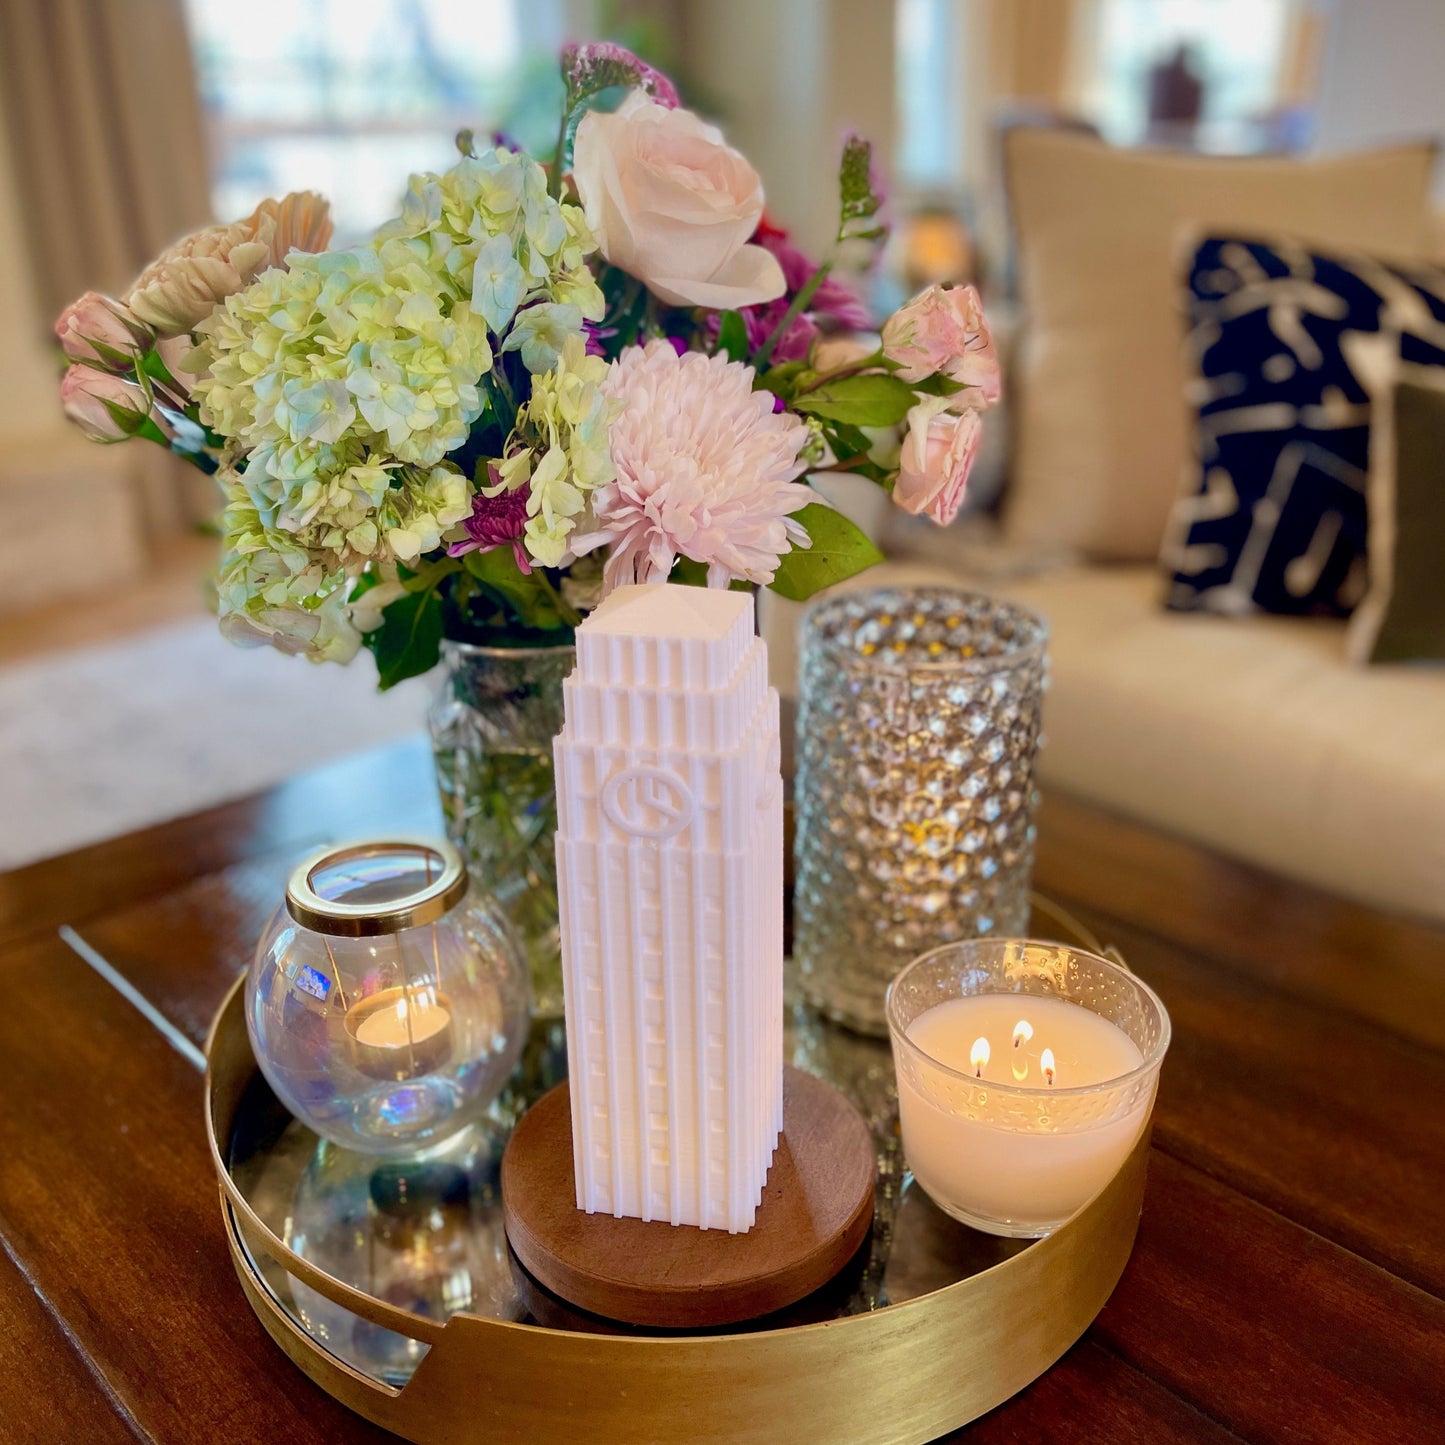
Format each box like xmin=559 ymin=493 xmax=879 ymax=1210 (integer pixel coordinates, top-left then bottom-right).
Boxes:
xmin=1041 ymin=1047 xmax=1056 ymax=1086
xmin=970 ymin=1036 xmax=990 ymax=1078
xmin=1012 ymin=1019 xmax=1033 ymax=1048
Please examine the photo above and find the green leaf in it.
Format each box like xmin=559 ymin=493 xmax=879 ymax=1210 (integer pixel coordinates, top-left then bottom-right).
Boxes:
xmin=823 ymin=421 xmax=873 ymax=461
xmin=716 ymin=310 xmax=748 ymax=363
xmin=462 ymin=547 xmax=571 ymax=631
xmin=400 ymin=555 xmax=460 ymax=594
xmin=792 ymin=374 xmax=916 ymax=428
xmin=912 ymin=373 xmax=968 ymax=398
xmin=362 ymin=587 xmax=444 ymax=689
xmin=768 ymin=502 xmax=884 ymax=602
xmin=757 ymin=360 xmax=809 ymax=399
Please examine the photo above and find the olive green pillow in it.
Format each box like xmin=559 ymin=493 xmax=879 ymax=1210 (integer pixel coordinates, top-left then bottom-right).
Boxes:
xmin=1348 ymin=366 xmax=1445 ymax=664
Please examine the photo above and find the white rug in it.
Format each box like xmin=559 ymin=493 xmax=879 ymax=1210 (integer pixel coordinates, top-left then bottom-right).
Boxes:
xmin=0 ymin=617 xmax=432 ymax=868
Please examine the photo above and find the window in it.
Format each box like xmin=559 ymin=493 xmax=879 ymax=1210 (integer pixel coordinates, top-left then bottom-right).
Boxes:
xmin=185 ymin=0 xmax=572 ymax=241
xmin=1085 ymin=0 xmax=1295 ymax=151
xmin=896 ymin=0 xmax=966 ymax=191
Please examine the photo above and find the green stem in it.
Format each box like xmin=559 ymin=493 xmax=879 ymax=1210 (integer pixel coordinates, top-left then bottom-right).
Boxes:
xmin=548 ymin=98 xmax=579 ymax=200
xmin=533 ymin=568 xmax=583 ymax=628
xmin=812 ymin=453 xmax=882 ymax=476
xmin=752 ymin=261 xmax=833 ymax=372
xmin=795 ymin=349 xmax=886 ymax=395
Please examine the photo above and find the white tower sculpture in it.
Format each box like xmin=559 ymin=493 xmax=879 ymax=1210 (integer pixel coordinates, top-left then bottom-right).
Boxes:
xmin=553 ymin=583 xmax=784 ymax=1234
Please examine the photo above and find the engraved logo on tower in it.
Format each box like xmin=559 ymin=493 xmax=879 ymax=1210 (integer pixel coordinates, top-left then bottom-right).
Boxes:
xmin=602 ymin=765 xmax=695 ymax=840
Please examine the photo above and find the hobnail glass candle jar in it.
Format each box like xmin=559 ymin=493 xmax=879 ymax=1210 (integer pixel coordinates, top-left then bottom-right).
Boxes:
xmin=247 ymin=838 xmax=530 ymax=1155
xmin=887 ymin=939 xmax=1170 ymax=1237
xmin=793 ymin=587 xmax=1048 ymax=1033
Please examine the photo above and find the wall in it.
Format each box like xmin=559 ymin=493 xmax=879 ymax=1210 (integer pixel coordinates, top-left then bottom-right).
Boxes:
xmin=680 ymin=0 xmax=895 ymax=256
xmin=1312 ymin=0 xmax=1445 ymax=197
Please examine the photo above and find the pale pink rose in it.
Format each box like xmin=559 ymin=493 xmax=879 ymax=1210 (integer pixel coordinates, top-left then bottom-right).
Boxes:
xmin=59 ymin=365 xmax=151 ymax=442
xmin=124 ymin=191 xmax=332 ymax=337
xmin=571 ymin=93 xmax=785 ymax=310
xmin=881 ymin=283 xmax=1000 ymax=410
xmin=54 ymin=291 xmax=153 ymax=370
xmin=893 ymin=401 xmax=982 ymax=526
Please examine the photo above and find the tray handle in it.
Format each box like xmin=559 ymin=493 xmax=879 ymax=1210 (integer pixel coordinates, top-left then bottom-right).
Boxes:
xmin=206 ymin=979 xmax=450 ymax=1349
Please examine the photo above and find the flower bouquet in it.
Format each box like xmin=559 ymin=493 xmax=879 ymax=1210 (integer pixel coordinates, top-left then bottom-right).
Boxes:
xmin=55 ymin=43 xmax=998 ymax=1010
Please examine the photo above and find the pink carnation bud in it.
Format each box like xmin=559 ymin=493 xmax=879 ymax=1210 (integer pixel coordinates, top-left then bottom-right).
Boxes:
xmin=54 ymin=291 xmax=152 ymax=370
xmin=882 ymin=283 xmax=1001 ymax=410
xmin=893 ymin=402 xmax=982 ymax=527
xmin=59 ymin=365 xmax=152 ymax=442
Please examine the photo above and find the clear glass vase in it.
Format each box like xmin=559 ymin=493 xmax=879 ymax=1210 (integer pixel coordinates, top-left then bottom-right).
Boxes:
xmin=428 ymin=641 xmax=575 ymax=1019
xmin=793 ymin=588 xmax=1048 ymax=1035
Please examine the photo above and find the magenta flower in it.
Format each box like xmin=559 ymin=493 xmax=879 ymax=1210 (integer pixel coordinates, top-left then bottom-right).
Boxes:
xmin=447 ymin=474 xmax=533 ymax=573
xmin=755 ymin=220 xmax=871 ymax=331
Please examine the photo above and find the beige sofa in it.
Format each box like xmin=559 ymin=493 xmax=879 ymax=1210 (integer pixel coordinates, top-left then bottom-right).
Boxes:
xmin=763 ymin=132 xmax=1445 ymax=926
xmin=764 ymin=556 xmax=1445 ymax=925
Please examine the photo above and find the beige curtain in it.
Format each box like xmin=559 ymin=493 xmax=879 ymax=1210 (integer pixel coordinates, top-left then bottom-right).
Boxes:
xmin=0 ymin=0 xmax=212 ymax=321
xmin=0 ymin=0 xmax=215 ymax=536
xmin=981 ymin=0 xmax=1087 ymax=113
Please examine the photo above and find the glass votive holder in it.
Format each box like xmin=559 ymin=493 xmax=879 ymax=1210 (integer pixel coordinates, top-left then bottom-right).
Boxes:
xmin=793 ymin=587 xmax=1048 ymax=1034
xmin=886 ymin=939 xmax=1170 ymax=1238
xmin=247 ymin=838 xmax=530 ymax=1156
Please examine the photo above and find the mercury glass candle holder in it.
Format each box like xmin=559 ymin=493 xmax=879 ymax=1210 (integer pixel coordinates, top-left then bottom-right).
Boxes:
xmin=793 ymin=588 xmax=1048 ymax=1033
xmin=886 ymin=939 xmax=1171 ymax=1237
xmin=247 ymin=838 xmax=530 ymax=1156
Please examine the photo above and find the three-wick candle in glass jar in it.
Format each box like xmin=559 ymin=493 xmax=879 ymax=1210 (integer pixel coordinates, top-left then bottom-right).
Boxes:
xmin=887 ymin=939 xmax=1170 ymax=1236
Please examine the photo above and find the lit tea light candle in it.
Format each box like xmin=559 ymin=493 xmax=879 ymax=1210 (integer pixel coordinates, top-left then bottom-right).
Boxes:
xmin=346 ymin=986 xmax=455 ymax=1081
xmin=888 ymin=942 xmax=1170 ymax=1238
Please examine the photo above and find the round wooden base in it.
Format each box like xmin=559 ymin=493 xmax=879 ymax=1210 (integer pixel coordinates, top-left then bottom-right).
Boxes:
xmin=500 ymin=1066 xmax=876 ymax=1328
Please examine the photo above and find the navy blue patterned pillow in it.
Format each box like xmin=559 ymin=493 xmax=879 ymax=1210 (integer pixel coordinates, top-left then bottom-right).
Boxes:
xmin=1166 ymin=238 xmax=1445 ymax=616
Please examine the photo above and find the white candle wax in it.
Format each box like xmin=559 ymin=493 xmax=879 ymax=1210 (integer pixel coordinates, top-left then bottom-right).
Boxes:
xmin=898 ymin=994 xmax=1151 ymax=1233
xmin=353 ymin=995 xmax=451 ymax=1050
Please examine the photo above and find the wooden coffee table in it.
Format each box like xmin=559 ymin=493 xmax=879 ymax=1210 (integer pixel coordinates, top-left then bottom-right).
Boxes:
xmin=1 ymin=735 xmax=1441 ymax=1443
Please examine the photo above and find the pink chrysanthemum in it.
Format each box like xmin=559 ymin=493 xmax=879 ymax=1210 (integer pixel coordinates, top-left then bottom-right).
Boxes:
xmin=573 ymin=341 xmax=813 ymax=594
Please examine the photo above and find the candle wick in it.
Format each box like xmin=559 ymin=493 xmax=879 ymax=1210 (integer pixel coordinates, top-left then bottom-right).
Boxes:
xmin=975 ymin=1066 xmax=982 ymax=1079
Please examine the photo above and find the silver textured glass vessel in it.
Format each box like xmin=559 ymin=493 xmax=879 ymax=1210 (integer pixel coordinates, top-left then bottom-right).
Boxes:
xmin=428 ymin=642 xmax=575 ymax=1019
xmin=793 ymin=588 xmax=1047 ymax=1033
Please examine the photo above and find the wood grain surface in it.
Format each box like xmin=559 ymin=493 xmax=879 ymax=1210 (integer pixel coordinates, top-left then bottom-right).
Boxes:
xmin=1 ymin=738 xmax=1441 ymax=1442
xmin=501 ymin=1069 xmax=876 ymax=1327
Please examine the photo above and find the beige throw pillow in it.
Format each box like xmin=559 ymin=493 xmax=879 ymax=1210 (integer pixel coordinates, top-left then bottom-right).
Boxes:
xmin=1002 ymin=130 xmax=1437 ymax=561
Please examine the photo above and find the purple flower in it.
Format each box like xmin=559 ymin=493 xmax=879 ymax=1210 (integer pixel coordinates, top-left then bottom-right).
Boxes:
xmin=561 ymin=42 xmax=680 ymax=109
xmin=755 ymin=220 xmax=871 ymax=331
xmin=583 ymin=320 xmax=618 ymax=358
xmin=742 ymin=301 xmax=819 ymax=363
xmin=447 ymin=474 xmax=533 ymax=573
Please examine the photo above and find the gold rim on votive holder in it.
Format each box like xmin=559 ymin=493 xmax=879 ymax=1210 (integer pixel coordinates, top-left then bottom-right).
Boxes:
xmin=285 ymin=837 xmax=468 ymax=937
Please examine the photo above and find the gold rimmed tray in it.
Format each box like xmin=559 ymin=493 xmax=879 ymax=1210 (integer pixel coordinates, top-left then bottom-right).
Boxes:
xmin=205 ymin=899 xmax=1149 ymax=1445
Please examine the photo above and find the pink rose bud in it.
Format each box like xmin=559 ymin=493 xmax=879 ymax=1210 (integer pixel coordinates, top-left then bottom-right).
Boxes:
xmin=54 ymin=291 xmax=152 ymax=370
xmin=882 ymin=283 xmax=1001 ymax=411
xmin=893 ymin=401 xmax=982 ymax=527
xmin=59 ymin=365 xmax=151 ymax=442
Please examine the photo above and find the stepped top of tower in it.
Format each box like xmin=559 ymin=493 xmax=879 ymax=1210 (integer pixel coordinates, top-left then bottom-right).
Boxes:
xmin=575 ymin=583 xmax=757 ymax=692
xmin=584 ymin=583 xmax=751 ymax=642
